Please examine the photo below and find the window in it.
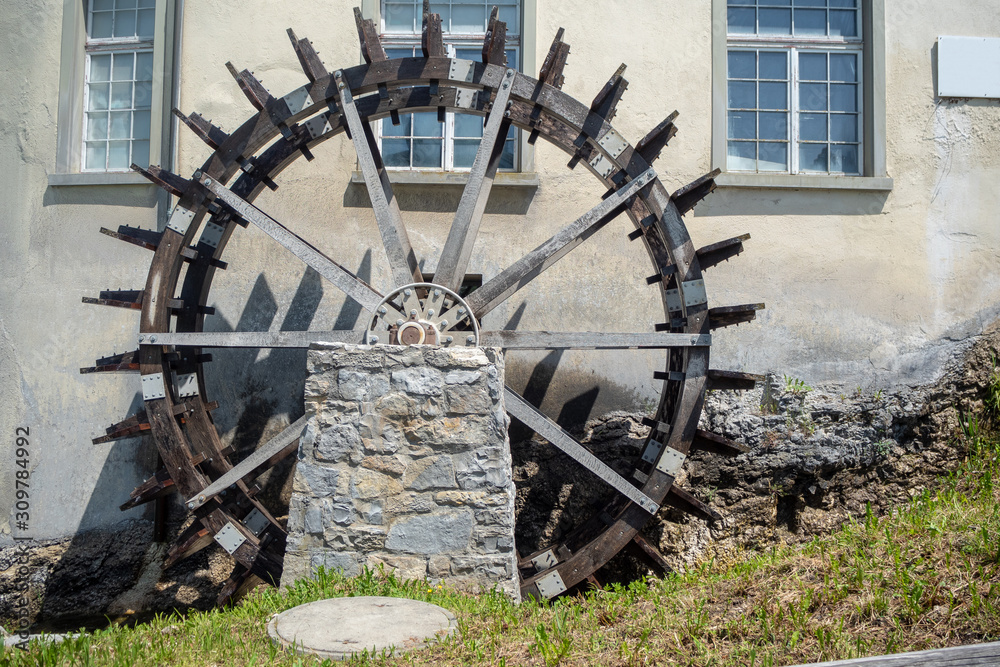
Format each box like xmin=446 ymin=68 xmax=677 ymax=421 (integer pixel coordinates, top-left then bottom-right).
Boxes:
xmin=84 ymin=0 xmax=156 ymax=172
xmin=711 ymin=0 xmax=889 ymax=188
xmin=378 ymin=0 xmax=520 ymax=171
xmin=50 ymin=0 xmax=177 ymax=185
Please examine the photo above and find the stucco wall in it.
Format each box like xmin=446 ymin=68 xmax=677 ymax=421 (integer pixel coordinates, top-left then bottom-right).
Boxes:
xmin=1 ymin=0 xmax=999 ymax=547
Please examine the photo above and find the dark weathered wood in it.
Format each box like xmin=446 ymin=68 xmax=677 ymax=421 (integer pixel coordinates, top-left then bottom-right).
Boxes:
xmin=287 ymin=29 xmax=327 ymax=83
xmin=93 ymin=412 xmax=150 ymax=444
xmin=80 ymin=349 xmax=140 ymax=374
xmin=100 ymin=226 xmax=160 ymax=251
xmin=590 ymin=64 xmax=628 ymax=122
xmin=708 ymin=303 xmax=765 ymax=330
xmin=672 ymin=169 xmax=721 ymax=215
xmin=692 ymin=429 xmax=749 ymax=457
xmin=785 ymin=641 xmax=1000 ymax=667
xmin=665 ymin=485 xmax=721 ymax=522
xmin=82 ymin=289 xmax=143 ymax=310
xmin=131 ymin=163 xmax=190 ymax=196
xmin=628 ymin=533 xmax=672 ymax=575
xmin=163 ymin=522 xmax=213 ymax=569
xmin=706 ymin=369 xmax=764 ymax=391
xmin=696 ymin=233 xmax=750 ymax=270
xmin=421 ymin=1 xmax=445 ymax=58
xmin=481 ymin=7 xmax=507 ymax=65
xmin=538 ymin=28 xmax=569 ymax=89
xmin=354 ymin=7 xmax=387 ymax=64
xmin=226 ymin=62 xmax=272 ymax=111
xmin=173 ymin=109 xmax=230 ymax=150
xmin=120 ymin=468 xmax=175 ymax=510
xmin=635 ymin=111 xmax=679 ymax=165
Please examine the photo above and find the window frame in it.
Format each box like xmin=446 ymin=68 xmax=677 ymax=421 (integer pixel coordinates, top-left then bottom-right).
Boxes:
xmin=50 ymin=0 xmax=178 ymax=187
xmin=711 ymin=0 xmax=891 ymax=190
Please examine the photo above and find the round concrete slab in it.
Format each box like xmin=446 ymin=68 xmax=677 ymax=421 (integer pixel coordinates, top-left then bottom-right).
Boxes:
xmin=267 ymin=596 xmax=458 ymax=661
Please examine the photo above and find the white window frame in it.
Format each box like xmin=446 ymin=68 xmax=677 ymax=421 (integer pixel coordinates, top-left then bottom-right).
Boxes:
xmin=50 ymin=0 xmax=178 ymax=186
xmin=711 ymin=0 xmax=891 ymax=190
xmin=374 ymin=0 xmax=525 ymax=174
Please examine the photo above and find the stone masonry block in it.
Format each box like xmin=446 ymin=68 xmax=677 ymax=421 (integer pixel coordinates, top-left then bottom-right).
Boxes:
xmin=385 ymin=512 xmax=474 ymax=554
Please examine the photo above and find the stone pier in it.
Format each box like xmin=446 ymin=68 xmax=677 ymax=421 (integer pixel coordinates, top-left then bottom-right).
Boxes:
xmin=282 ymin=343 xmax=518 ymax=600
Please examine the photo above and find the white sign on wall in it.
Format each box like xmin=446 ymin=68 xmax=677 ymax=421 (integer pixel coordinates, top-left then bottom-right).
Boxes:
xmin=938 ymin=36 xmax=1000 ymax=98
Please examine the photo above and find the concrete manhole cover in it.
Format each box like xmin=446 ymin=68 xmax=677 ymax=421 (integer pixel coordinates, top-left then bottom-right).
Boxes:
xmin=267 ymin=596 xmax=458 ymax=660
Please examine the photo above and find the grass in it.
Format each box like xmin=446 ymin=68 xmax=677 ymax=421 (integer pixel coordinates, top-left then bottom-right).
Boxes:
xmin=6 ymin=428 xmax=1000 ymax=665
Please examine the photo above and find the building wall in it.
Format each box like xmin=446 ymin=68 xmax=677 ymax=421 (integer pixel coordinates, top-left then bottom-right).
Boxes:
xmin=1 ymin=0 xmax=999 ymax=544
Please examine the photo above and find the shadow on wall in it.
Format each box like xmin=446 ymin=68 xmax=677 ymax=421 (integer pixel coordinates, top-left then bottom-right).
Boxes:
xmin=693 ymin=186 xmax=890 ymax=218
xmin=343 ymin=181 xmax=534 ymax=215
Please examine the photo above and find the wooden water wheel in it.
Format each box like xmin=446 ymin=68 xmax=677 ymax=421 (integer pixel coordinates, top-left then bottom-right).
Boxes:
xmin=83 ymin=4 xmax=762 ymax=603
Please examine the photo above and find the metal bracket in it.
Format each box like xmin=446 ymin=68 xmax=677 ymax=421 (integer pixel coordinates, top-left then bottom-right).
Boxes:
xmin=243 ymin=508 xmax=269 ymax=537
xmin=282 ymin=86 xmax=312 ymax=115
xmin=214 ymin=522 xmax=247 ymax=555
xmin=141 ymin=373 xmax=166 ymax=401
xmin=665 ymin=279 xmax=708 ymax=313
xmin=655 ymin=446 xmax=686 ymax=477
xmin=448 ymin=59 xmax=475 ymax=83
xmin=588 ymin=153 xmax=616 ymax=179
xmin=454 ymin=87 xmax=477 ymax=109
xmin=199 ymin=221 xmax=226 ymax=249
xmin=175 ymin=373 xmax=199 ymax=398
xmin=530 ymin=549 xmax=558 ymax=571
xmin=598 ymin=129 xmax=628 ymax=159
xmin=641 ymin=439 xmax=663 ymax=464
xmin=166 ymin=207 xmax=195 ymax=236
xmin=304 ymin=113 xmax=333 ymax=140
xmin=536 ymin=570 xmax=567 ymax=599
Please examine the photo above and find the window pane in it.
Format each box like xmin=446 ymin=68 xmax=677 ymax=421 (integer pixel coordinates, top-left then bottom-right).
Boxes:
xmin=132 ymin=139 xmax=150 ymax=168
xmin=110 ymin=82 xmax=133 ymax=109
xmin=799 ymin=83 xmax=827 ymax=110
xmin=829 ymin=10 xmax=857 ymax=37
xmin=107 ymin=140 xmax=131 ymax=169
xmin=383 ymin=115 xmax=412 ymax=137
xmin=385 ymin=46 xmax=415 ymax=59
xmin=728 ymin=51 xmax=755 ymax=79
xmin=800 ymin=113 xmax=827 ymax=140
xmin=137 ymin=8 xmax=155 ymax=37
xmin=110 ymin=111 xmax=131 ymax=139
xmin=88 ymin=83 xmax=110 ymax=110
xmin=830 ymin=0 xmax=856 ymax=7
xmin=729 ymin=0 xmax=755 ymax=5
xmin=85 ymin=142 xmax=107 ymax=170
xmin=799 ymin=52 xmax=826 ymax=81
xmin=455 ymin=47 xmax=480 ymax=61
xmin=112 ymin=53 xmax=134 ymax=81
xmin=758 ymin=52 xmax=787 ymax=79
xmin=86 ymin=112 xmax=109 ymax=140
xmin=430 ymin=3 xmax=449 ymax=28
xmin=728 ymin=81 xmax=756 ymax=108
xmin=799 ymin=144 xmax=828 ymax=171
xmin=384 ymin=2 xmax=415 ymax=32
xmin=115 ymin=0 xmax=138 ymax=8
xmin=500 ymin=140 xmax=514 ymax=170
xmin=727 ymin=141 xmax=756 ymax=171
xmin=758 ymin=142 xmax=787 ymax=171
xmin=113 ymin=10 xmax=137 ymax=37
xmin=91 ymin=11 xmax=113 ymax=38
xmin=830 ymin=53 xmax=857 ymax=82
xmin=133 ymin=109 xmax=151 ymax=140
xmin=728 ymin=111 xmax=756 ymax=139
xmin=759 ymin=82 xmax=787 ymax=110
xmin=452 ymin=4 xmax=484 ymax=32
xmin=759 ymin=111 xmax=787 ymax=140
xmin=94 ymin=0 xmax=114 ymax=9
xmin=793 ymin=8 xmax=826 ymax=35
xmin=134 ymin=81 xmax=153 ymax=108
xmin=382 ymin=138 xmax=411 ymax=167
xmin=498 ymin=4 xmax=518 ymax=33
xmin=794 ymin=0 xmax=824 ymax=7
xmin=830 ymin=83 xmax=856 ymax=112
xmin=830 ymin=114 xmax=857 ymax=142
xmin=412 ymin=112 xmax=442 ymax=137
xmin=138 ymin=0 xmax=155 ymax=7
xmin=454 ymin=114 xmax=484 ymax=138
xmin=90 ymin=54 xmax=112 ymax=82
xmin=759 ymin=8 xmax=791 ymax=35
xmin=412 ymin=138 xmax=442 ymax=167
xmin=136 ymin=52 xmax=154 ymax=81
xmin=830 ymin=144 xmax=858 ymax=173
xmin=453 ymin=139 xmax=480 ymax=168
xmin=727 ymin=8 xmax=755 ymax=34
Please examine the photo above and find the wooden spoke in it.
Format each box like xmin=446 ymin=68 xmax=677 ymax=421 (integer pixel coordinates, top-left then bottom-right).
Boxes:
xmin=139 ymin=330 xmax=365 ymax=348
xmin=465 ymin=168 xmax=656 ymax=318
xmin=434 ymin=68 xmax=516 ymax=293
xmin=199 ymin=176 xmax=390 ymax=314
xmin=333 ymin=69 xmax=422 ymax=288
xmin=503 ymin=387 xmax=660 ymax=514
xmin=479 ymin=331 xmax=710 ymax=349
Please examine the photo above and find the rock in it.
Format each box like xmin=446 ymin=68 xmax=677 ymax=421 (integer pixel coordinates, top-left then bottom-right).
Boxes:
xmin=351 ymin=469 xmax=403 ymax=500
xmin=385 ymin=512 xmax=474 ymax=554
xmin=391 ymin=367 xmax=444 ymax=396
xmin=403 ymin=456 xmax=457 ymax=491
xmin=361 ymin=455 xmax=407 ymax=477
xmin=314 ymin=423 xmax=362 ymax=463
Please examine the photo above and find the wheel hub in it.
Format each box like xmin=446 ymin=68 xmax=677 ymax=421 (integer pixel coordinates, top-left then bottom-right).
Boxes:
xmin=367 ymin=282 xmax=480 ymax=347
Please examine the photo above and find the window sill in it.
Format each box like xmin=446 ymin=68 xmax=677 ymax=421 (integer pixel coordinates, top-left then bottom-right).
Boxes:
xmin=350 ymin=170 xmax=539 ymax=188
xmin=48 ymin=172 xmax=152 ymax=187
xmin=715 ymin=173 xmax=894 ymax=191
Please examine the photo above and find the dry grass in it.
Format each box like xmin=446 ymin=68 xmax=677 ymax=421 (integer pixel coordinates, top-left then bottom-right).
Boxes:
xmin=5 ymin=424 xmax=1000 ymax=666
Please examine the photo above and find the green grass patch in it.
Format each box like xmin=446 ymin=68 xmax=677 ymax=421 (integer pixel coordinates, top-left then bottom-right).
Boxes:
xmin=6 ymin=426 xmax=1000 ymax=666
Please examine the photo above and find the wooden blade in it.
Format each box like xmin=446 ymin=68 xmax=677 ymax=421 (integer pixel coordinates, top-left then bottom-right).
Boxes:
xmin=665 ymin=485 xmax=721 ymax=522
xmin=354 ymin=7 xmax=387 ymax=63
xmin=538 ymin=28 xmax=570 ymax=89
xmin=692 ymin=429 xmax=749 ymax=457
xmin=434 ymin=68 xmax=515 ymax=293
xmin=173 ymin=109 xmax=230 ymax=150
xmin=708 ymin=303 xmax=765 ymax=330
xmin=130 ymin=163 xmax=189 ymax=196
xmin=164 ymin=522 xmax=213 ymax=569
xmin=226 ymin=62 xmax=272 ymax=111
xmin=591 ymin=64 xmax=628 ymax=122
xmin=481 ymin=6 xmax=507 ymax=65
xmin=80 ymin=349 xmax=140 ymax=374
xmin=706 ymin=369 xmax=764 ymax=391
xmin=672 ymin=169 xmax=721 ymax=215
xmin=421 ymin=0 xmax=445 ymax=57
xmin=286 ymin=29 xmax=327 ymax=83
xmin=504 ymin=388 xmax=660 ymax=514
xmin=120 ymin=468 xmax=174 ymax=510
xmin=93 ymin=411 xmax=150 ymax=444
xmin=82 ymin=289 xmax=143 ymax=310
xmin=465 ymin=168 xmax=656 ymax=318
xmin=635 ymin=111 xmax=679 ymax=165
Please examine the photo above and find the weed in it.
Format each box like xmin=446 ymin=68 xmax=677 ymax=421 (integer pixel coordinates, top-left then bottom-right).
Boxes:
xmin=784 ymin=375 xmax=812 ymax=395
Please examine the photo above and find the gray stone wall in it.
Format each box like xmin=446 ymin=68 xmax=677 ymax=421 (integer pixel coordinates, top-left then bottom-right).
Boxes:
xmin=282 ymin=343 xmax=518 ymax=600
